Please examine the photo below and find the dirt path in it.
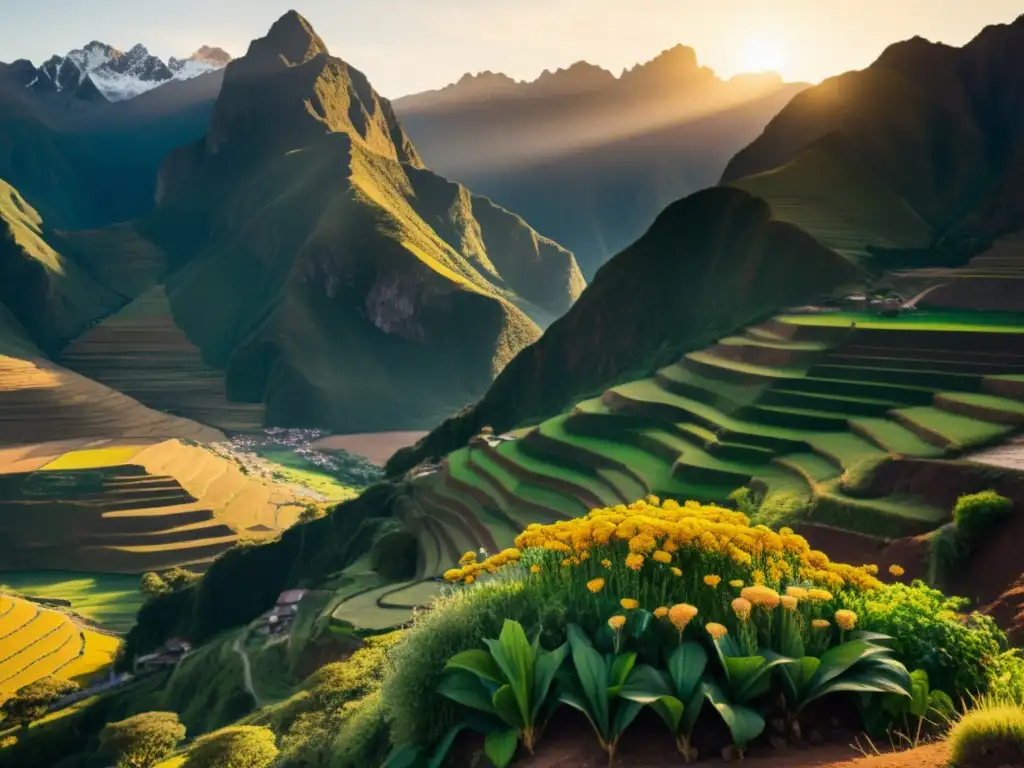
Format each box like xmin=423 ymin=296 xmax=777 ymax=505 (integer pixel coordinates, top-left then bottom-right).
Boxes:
xmin=231 ymin=629 xmax=262 ymax=708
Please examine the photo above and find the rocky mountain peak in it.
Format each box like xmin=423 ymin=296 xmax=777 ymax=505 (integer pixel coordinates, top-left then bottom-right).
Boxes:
xmin=246 ymin=9 xmax=328 ymax=71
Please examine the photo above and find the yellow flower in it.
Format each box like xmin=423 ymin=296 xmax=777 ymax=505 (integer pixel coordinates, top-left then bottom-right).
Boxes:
xmin=670 ymin=567 xmax=683 ymax=577
xmin=620 ymin=598 xmax=639 ymax=610
xmin=751 ymin=569 xmax=766 ymax=585
xmin=652 ymin=550 xmax=672 ymax=564
xmin=669 ymin=603 xmax=698 ymax=633
xmin=781 ymin=595 xmax=798 ymax=611
xmin=704 ymin=574 xmax=721 ymax=588
xmin=443 ymin=568 xmax=463 ymax=582
xmin=706 ymin=623 xmax=729 ymax=641
xmin=835 ymin=610 xmax=857 ymax=631
xmin=889 ymin=564 xmax=905 ymax=577
xmin=729 ymin=580 xmax=744 ymax=588
xmin=601 ymin=559 xmax=612 ymax=569
xmin=459 ymin=551 xmax=478 ymax=565
xmin=654 ymin=606 xmax=669 ymax=619
xmin=812 ymin=619 xmax=831 ymax=630
xmin=731 ymin=597 xmax=752 ymax=622
xmin=530 ymin=564 xmax=541 ymax=574
xmin=625 ymin=554 xmax=645 ymax=572
xmin=587 ymin=578 xmax=605 ymax=594
xmin=741 ymin=585 xmax=781 ymax=609
xmin=464 ymin=575 xmax=475 ymax=585
xmin=560 ymin=558 xmax=572 ymax=567
xmin=807 ymin=589 xmax=833 ymax=602
xmin=786 ymin=586 xmax=808 ymax=599
xmin=608 ymin=615 xmax=626 ymax=632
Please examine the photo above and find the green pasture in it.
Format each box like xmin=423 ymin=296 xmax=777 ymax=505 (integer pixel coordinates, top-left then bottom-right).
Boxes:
xmin=0 ymin=571 xmax=144 ymax=633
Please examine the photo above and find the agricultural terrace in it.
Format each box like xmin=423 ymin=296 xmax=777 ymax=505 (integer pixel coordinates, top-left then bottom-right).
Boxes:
xmin=0 ymin=439 xmax=307 ymax=574
xmin=0 ymin=595 xmax=119 ymax=701
xmin=338 ymin=311 xmax=1024 ymax=630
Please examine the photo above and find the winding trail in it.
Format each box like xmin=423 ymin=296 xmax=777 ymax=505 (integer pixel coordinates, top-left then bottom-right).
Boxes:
xmin=231 ymin=629 xmax=262 ymax=708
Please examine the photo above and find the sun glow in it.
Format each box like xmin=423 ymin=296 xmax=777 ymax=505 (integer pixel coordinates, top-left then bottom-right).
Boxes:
xmin=742 ymin=38 xmax=786 ymax=73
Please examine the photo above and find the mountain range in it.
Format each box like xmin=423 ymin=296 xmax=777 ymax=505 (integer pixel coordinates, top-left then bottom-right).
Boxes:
xmin=0 ymin=11 xmax=583 ymax=434
xmin=390 ymin=11 xmax=1024 ymax=473
xmin=393 ymin=46 xmax=807 ymax=276
xmin=18 ymin=41 xmax=231 ymax=104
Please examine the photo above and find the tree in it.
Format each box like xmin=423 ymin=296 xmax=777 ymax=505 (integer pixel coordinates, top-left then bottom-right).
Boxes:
xmin=1 ymin=677 xmax=78 ymax=726
xmin=99 ymin=711 xmax=186 ymax=768
xmin=183 ymin=726 xmax=279 ymax=768
xmin=162 ymin=567 xmax=201 ymax=593
xmin=140 ymin=572 xmax=168 ymax=599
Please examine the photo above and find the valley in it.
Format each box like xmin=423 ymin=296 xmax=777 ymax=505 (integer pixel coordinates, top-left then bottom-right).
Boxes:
xmin=2 ymin=5 xmax=1024 ymax=768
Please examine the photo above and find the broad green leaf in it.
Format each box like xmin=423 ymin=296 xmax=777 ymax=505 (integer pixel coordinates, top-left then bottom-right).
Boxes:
xmin=383 ymin=745 xmax=424 ymax=768
xmin=611 ymin=698 xmax=645 ymax=740
xmin=492 ymin=684 xmax=525 ymax=729
xmin=427 ymin=724 xmax=467 ymax=768
xmin=848 ymin=631 xmax=895 ymax=647
xmin=779 ymin=620 xmax=805 ymax=659
xmin=801 ymin=666 xmax=913 ymax=711
xmin=558 ymin=689 xmax=604 ymax=742
xmin=908 ymin=669 xmax=930 ymax=718
xmin=650 ymin=695 xmax=684 ymax=733
xmin=445 ymin=649 xmax=504 ymax=684
xmin=484 ymin=729 xmax=518 ymax=768
xmin=680 ymin=683 xmax=707 ymax=735
xmin=628 ymin=609 xmax=653 ymax=640
xmin=781 ymin=656 xmax=821 ymax=703
xmin=566 ymin=624 xmax=610 ymax=737
xmin=668 ymin=642 xmax=708 ymax=701
xmin=718 ymin=634 xmax=742 ymax=659
xmin=735 ymin=654 xmax=797 ymax=704
xmin=805 ymin=640 xmax=891 ymax=691
xmin=531 ymin=643 xmax=568 ymax=721
xmin=927 ymin=690 xmax=956 ymax=723
xmin=618 ymin=664 xmax=673 ymax=703
xmin=702 ymin=678 xmax=766 ymax=748
xmin=438 ymin=672 xmax=498 ymax=715
xmin=489 ymin=620 xmax=535 ymax=725
xmin=723 ymin=656 xmax=766 ymax=698
xmin=609 ymin=652 xmax=637 ymax=691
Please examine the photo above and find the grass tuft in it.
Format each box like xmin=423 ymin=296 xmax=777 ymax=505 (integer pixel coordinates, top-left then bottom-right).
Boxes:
xmin=948 ymin=697 xmax=1024 ymax=767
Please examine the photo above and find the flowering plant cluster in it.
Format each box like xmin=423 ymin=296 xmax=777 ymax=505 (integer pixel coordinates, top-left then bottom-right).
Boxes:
xmin=430 ymin=497 xmax=925 ymax=764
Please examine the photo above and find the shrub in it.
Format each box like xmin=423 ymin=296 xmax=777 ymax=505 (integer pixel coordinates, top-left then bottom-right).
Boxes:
xmin=947 ymin=698 xmax=1024 ymax=767
xmin=839 ymin=456 xmax=889 ymax=498
xmin=327 ymin=691 xmax=393 ymax=768
xmin=183 ymin=725 xmax=278 ymax=768
xmin=927 ymin=523 xmax=966 ymax=589
xmin=382 ymin=581 xmax=531 ymax=747
xmin=727 ymin=486 xmax=761 ymax=517
xmin=98 ymin=711 xmax=185 ymax=768
xmin=751 ymin=488 xmax=809 ymax=528
xmin=840 ymin=581 xmax=1010 ymax=696
xmin=952 ymin=490 xmax=1013 ymax=544
xmin=1 ymin=677 xmax=78 ymax=725
xmin=269 ymin=631 xmax=403 ymax=766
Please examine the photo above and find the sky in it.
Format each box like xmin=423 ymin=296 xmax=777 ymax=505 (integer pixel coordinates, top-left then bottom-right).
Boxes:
xmin=2 ymin=0 xmax=1022 ymax=98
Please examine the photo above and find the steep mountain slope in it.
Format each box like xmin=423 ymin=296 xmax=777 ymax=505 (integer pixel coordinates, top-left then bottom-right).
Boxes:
xmin=394 ymin=47 xmax=807 ymax=276
xmin=389 ymin=186 xmax=860 ymax=473
xmin=56 ymin=11 xmax=583 ymax=433
xmin=722 ymin=13 xmax=1024 ymax=264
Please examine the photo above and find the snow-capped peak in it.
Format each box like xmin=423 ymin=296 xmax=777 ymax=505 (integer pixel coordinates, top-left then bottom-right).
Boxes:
xmin=25 ymin=41 xmax=231 ymax=103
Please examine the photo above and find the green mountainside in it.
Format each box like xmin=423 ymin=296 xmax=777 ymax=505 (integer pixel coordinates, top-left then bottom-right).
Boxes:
xmin=389 ymin=12 xmax=1024 ymax=473
xmin=722 ymin=15 xmax=1024 ymax=264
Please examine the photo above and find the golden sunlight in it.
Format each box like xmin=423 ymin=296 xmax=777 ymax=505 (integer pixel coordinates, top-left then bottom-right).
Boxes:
xmin=742 ymin=38 xmax=786 ymax=73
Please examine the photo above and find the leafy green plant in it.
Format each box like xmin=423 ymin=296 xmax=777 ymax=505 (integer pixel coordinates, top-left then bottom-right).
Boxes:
xmin=437 ymin=619 xmax=567 ymax=765
xmin=779 ymin=636 xmax=912 ymax=738
xmin=952 ymin=490 xmax=1013 ymax=544
xmin=382 ymin=725 xmax=465 ymax=768
xmin=558 ymin=624 xmax=663 ymax=762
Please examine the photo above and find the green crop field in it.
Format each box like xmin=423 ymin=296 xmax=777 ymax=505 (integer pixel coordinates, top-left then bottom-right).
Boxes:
xmin=256 ymin=447 xmax=361 ymax=501
xmin=0 ymin=572 xmax=144 ymax=634
xmin=778 ymin=311 xmax=1024 ymax=332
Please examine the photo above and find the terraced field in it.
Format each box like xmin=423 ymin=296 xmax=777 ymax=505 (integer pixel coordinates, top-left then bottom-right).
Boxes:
xmin=0 ymin=354 xmax=223 ymax=446
xmin=0 ymin=595 xmax=119 ymax=702
xmin=332 ymin=310 xmax=1024 ymax=629
xmin=0 ymin=439 xmax=306 ymax=573
xmin=59 ymin=287 xmax=265 ymax=433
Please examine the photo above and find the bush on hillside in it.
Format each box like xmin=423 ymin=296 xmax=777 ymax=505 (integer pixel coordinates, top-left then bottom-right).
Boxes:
xmin=927 ymin=523 xmax=966 ymax=589
xmin=98 ymin=711 xmax=185 ymax=768
xmin=0 ymin=677 xmax=78 ymax=726
xmin=327 ymin=691 xmax=392 ymax=768
xmin=947 ymin=698 xmax=1024 ymax=768
xmin=377 ymin=496 xmax=1024 ymax=764
xmin=263 ymin=631 xmax=403 ymax=766
xmin=183 ymin=725 xmax=278 ymax=768
xmin=952 ymin=490 xmax=1013 ymax=544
